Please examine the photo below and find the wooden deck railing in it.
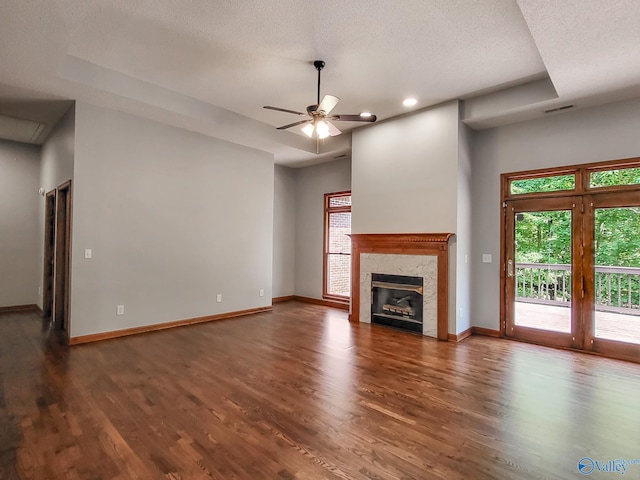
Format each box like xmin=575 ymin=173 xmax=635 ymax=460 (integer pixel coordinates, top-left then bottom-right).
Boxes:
xmin=515 ymin=263 xmax=640 ymax=315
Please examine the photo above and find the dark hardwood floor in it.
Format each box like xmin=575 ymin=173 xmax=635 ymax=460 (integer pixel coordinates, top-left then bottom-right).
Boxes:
xmin=1 ymin=301 xmax=640 ymax=479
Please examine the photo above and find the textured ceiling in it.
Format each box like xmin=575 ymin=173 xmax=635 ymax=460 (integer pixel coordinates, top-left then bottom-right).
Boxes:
xmin=1 ymin=1 xmax=640 ymax=165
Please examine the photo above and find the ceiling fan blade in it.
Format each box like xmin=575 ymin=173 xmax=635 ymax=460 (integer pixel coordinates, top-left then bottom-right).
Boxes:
xmin=277 ymin=119 xmax=312 ymax=130
xmin=318 ymin=95 xmax=340 ymax=115
xmin=331 ymin=114 xmax=377 ymax=122
xmin=326 ymin=121 xmax=342 ymax=137
xmin=264 ymin=106 xmax=307 ymax=116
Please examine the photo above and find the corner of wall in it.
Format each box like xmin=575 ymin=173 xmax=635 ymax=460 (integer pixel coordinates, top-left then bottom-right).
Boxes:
xmin=273 ymin=165 xmax=297 ymax=298
xmin=455 ymin=114 xmax=474 ymax=334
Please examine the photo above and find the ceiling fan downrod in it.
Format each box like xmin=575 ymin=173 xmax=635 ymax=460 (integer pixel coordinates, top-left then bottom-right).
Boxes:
xmin=314 ymin=60 xmax=325 ymax=106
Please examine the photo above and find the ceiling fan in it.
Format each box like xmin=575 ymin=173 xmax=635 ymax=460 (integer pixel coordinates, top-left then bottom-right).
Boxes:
xmin=264 ymin=60 xmax=377 ymax=153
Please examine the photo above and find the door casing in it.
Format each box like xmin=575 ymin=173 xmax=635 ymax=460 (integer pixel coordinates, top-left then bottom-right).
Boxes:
xmin=43 ymin=180 xmax=72 ymax=337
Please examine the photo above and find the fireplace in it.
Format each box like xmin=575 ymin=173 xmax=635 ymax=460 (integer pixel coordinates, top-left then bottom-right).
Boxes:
xmin=371 ymin=274 xmax=423 ymax=333
xmin=349 ymin=233 xmax=452 ymax=340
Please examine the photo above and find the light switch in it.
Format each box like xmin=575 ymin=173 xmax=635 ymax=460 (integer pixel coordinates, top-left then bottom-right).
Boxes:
xmin=84 ymin=249 xmax=92 ymax=259
xmin=482 ymin=254 xmax=492 ymax=263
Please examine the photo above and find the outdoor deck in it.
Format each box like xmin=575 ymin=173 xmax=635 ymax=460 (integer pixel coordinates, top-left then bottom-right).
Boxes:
xmin=515 ymin=301 xmax=640 ymax=345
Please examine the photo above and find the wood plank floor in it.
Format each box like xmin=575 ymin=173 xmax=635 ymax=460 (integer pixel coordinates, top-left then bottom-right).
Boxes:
xmin=1 ymin=301 xmax=640 ymax=479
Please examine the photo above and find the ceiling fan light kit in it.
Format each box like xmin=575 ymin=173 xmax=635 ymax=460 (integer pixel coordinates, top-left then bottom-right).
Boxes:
xmin=264 ymin=60 xmax=377 ymax=153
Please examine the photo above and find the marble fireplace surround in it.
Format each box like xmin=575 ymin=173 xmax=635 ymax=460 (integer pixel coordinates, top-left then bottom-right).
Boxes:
xmin=349 ymin=233 xmax=452 ymax=341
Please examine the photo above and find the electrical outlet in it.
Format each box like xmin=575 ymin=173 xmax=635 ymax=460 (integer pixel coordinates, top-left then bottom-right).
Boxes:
xmin=482 ymin=254 xmax=492 ymax=263
xmin=459 ymin=307 xmax=463 ymax=318
xmin=259 ymin=289 xmax=264 ymax=297
xmin=38 ymin=286 xmax=42 ymax=295
xmin=116 ymin=305 xmax=124 ymax=315
xmin=216 ymin=294 xmax=222 ymax=303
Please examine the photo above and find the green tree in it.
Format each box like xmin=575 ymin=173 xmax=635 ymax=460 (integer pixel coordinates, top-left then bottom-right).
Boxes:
xmin=512 ymin=173 xmax=640 ymax=306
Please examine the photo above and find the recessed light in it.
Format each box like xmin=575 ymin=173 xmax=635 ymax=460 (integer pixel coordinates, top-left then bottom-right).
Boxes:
xmin=403 ymin=98 xmax=417 ymax=107
xmin=360 ymin=112 xmax=372 ymax=118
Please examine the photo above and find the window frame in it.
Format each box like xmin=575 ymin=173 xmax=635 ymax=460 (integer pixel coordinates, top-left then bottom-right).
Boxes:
xmin=502 ymin=157 xmax=640 ymax=202
xmin=323 ymin=190 xmax=352 ymax=303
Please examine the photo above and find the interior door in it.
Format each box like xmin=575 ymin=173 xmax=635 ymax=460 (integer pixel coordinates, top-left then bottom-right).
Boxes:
xmin=504 ymin=196 xmax=582 ymax=349
xmin=42 ymin=190 xmax=56 ymax=318
xmin=53 ymin=181 xmax=71 ymax=333
xmin=584 ymin=191 xmax=640 ymax=362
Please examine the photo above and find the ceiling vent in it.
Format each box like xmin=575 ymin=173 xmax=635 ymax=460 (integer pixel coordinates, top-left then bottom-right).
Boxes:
xmin=544 ymin=104 xmax=574 ymax=114
xmin=0 ymin=114 xmax=46 ymax=144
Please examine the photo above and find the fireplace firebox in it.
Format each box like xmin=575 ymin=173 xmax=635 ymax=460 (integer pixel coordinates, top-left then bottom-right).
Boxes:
xmin=371 ymin=273 xmax=423 ymax=333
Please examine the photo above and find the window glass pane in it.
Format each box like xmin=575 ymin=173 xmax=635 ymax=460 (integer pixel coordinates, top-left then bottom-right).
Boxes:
xmin=325 ymin=194 xmax=350 ymax=298
xmin=328 ymin=212 xmax=351 ymax=254
xmin=327 ymin=254 xmax=351 ymax=296
xmin=589 ymin=167 xmax=640 ymax=188
xmin=329 ymin=195 xmax=351 ymax=207
xmin=510 ymin=175 xmax=575 ymax=195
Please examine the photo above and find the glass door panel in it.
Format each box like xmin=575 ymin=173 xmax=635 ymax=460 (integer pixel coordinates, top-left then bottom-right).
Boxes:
xmin=505 ymin=197 xmax=579 ymax=348
xmin=593 ymin=206 xmax=640 ymax=345
xmin=514 ymin=210 xmax=572 ymax=333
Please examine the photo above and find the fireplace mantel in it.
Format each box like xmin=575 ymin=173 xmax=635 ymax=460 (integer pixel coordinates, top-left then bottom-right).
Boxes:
xmin=349 ymin=233 xmax=453 ymax=340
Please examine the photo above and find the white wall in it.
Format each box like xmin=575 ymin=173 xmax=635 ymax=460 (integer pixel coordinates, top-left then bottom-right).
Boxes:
xmin=351 ymin=100 xmax=461 ymax=333
xmin=472 ymin=98 xmax=640 ymax=330
xmin=0 ymin=140 xmax=41 ymax=307
xmin=273 ymin=165 xmax=296 ymax=298
xmin=294 ymin=158 xmax=351 ymax=299
xmin=38 ymin=104 xmax=75 ymax=308
xmin=70 ymin=102 xmax=274 ymax=338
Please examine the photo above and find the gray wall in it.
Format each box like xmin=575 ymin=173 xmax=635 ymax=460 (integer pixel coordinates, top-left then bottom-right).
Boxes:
xmin=351 ymin=101 xmax=459 ymax=234
xmin=40 ymin=105 xmax=75 ymax=194
xmin=38 ymin=104 xmax=75 ymax=308
xmin=456 ymin=117 xmax=474 ymax=334
xmin=69 ymin=102 xmax=274 ymax=338
xmin=351 ymin=100 xmax=461 ymax=333
xmin=0 ymin=140 xmax=41 ymax=307
xmin=471 ymin=97 xmax=640 ymax=330
xmin=273 ymin=165 xmax=296 ymax=298
xmin=294 ymin=158 xmax=351 ymax=300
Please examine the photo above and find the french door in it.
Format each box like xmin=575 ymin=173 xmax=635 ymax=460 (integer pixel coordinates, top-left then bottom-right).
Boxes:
xmin=584 ymin=192 xmax=640 ymax=360
xmin=502 ymin=160 xmax=640 ymax=362
xmin=505 ymin=196 xmax=583 ymax=349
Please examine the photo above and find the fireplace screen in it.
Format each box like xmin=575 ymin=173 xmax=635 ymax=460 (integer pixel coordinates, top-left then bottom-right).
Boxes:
xmin=371 ymin=273 xmax=423 ymax=333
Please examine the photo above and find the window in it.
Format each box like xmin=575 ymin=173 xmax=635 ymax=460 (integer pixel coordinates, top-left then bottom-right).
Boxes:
xmin=323 ymin=191 xmax=351 ymax=301
xmin=589 ymin=166 xmax=640 ymax=188
xmin=509 ymin=174 xmax=575 ymax=195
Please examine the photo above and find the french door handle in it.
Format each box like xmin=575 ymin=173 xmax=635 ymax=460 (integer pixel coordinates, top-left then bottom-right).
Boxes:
xmin=507 ymin=259 xmax=514 ymax=277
